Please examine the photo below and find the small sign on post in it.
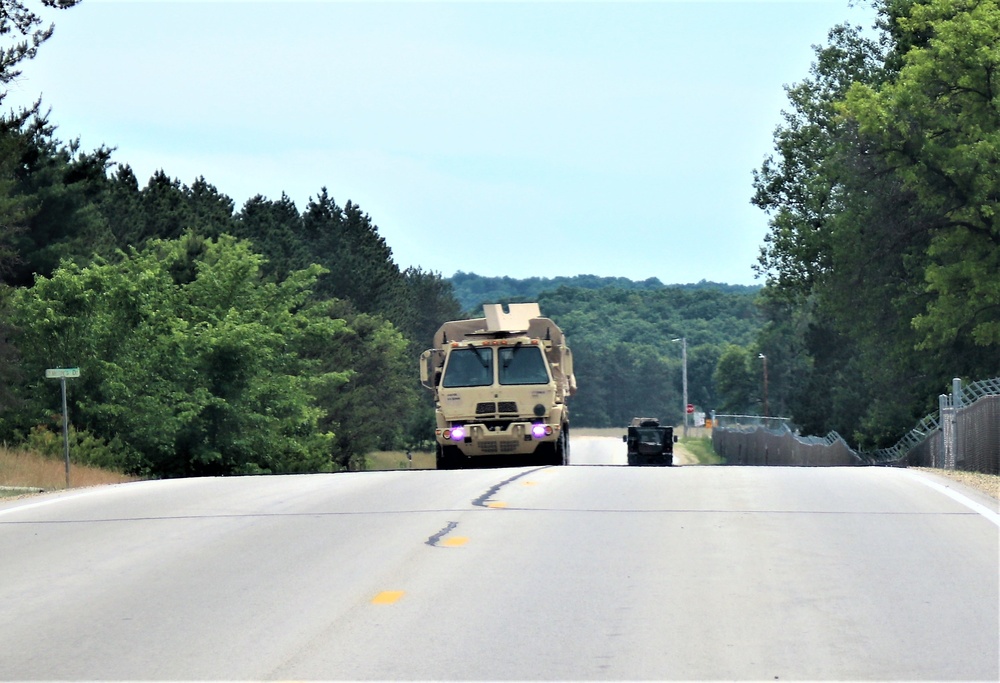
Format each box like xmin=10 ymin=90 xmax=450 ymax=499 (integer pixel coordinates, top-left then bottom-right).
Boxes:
xmin=45 ymin=368 xmax=80 ymax=379
xmin=45 ymin=368 xmax=80 ymax=488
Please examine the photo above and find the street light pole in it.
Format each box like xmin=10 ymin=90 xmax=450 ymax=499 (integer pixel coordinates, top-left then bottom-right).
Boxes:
xmin=672 ymin=337 xmax=688 ymax=437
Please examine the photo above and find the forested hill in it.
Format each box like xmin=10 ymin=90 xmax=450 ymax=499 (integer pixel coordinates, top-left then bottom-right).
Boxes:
xmin=444 ymin=274 xmax=767 ymax=428
xmin=449 ymin=271 xmax=760 ymax=312
xmin=535 ymin=286 xmax=763 ymax=428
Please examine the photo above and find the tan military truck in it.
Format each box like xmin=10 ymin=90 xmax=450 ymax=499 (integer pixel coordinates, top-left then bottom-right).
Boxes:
xmin=420 ymin=303 xmax=576 ymax=469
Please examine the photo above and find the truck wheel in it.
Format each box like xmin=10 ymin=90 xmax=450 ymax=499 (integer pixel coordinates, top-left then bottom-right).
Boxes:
xmin=559 ymin=426 xmax=570 ymax=465
xmin=436 ymin=444 xmax=462 ymax=470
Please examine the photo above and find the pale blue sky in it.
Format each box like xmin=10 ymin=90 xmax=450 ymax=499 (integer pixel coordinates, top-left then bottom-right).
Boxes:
xmin=7 ymin=0 xmax=878 ymax=285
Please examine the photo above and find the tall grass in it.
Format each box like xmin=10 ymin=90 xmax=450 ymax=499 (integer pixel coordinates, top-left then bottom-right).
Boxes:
xmin=365 ymin=450 xmax=436 ymax=470
xmin=0 ymin=444 xmax=139 ymax=495
xmin=679 ymin=435 xmax=724 ymax=465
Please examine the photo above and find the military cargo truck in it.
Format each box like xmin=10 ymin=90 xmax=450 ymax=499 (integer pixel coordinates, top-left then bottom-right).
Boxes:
xmin=420 ymin=303 xmax=576 ymax=469
xmin=624 ymin=417 xmax=676 ymax=466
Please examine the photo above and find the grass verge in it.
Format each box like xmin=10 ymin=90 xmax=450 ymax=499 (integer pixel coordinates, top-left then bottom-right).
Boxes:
xmin=0 ymin=444 xmax=139 ymax=496
xmin=679 ymin=435 xmax=725 ymax=465
xmin=365 ymin=450 xmax=436 ymax=470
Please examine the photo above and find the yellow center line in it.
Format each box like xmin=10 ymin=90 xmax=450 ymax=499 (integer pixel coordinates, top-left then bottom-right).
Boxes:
xmin=371 ymin=590 xmax=405 ymax=605
xmin=522 ymin=481 xmax=538 ymax=486
xmin=442 ymin=536 xmax=469 ymax=547
xmin=486 ymin=501 xmax=507 ymax=508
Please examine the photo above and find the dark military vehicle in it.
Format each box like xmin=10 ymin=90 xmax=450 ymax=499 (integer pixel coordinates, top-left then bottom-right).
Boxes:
xmin=624 ymin=417 xmax=677 ymax=466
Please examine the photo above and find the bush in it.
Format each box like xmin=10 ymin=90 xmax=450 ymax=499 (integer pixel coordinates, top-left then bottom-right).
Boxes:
xmin=23 ymin=424 xmax=142 ymax=473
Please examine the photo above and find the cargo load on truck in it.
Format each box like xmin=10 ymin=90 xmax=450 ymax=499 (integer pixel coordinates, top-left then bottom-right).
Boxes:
xmin=420 ymin=303 xmax=576 ymax=469
xmin=624 ymin=417 xmax=676 ymax=466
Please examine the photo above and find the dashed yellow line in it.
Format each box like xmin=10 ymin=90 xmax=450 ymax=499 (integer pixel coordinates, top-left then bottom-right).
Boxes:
xmin=486 ymin=501 xmax=507 ymax=508
xmin=441 ymin=536 xmax=469 ymax=547
xmin=371 ymin=590 xmax=405 ymax=605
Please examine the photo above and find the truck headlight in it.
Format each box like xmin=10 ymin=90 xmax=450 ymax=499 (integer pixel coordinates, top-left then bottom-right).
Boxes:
xmin=531 ymin=424 xmax=551 ymax=439
xmin=446 ymin=425 xmax=466 ymax=441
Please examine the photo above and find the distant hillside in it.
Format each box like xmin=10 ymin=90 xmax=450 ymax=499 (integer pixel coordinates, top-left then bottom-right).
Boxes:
xmin=441 ymin=273 xmax=765 ymax=427
xmin=448 ymin=271 xmax=760 ymax=311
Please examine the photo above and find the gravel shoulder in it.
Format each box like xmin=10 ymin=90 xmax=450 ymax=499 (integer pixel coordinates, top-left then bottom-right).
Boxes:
xmin=913 ymin=467 xmax=999 ymax=503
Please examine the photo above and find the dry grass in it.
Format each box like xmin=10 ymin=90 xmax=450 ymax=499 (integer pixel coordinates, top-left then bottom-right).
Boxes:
xmin=366 ymin=450 xmax=436 ymax=470
xmin=0 ymin=444 xmax=139 ymax=496
xmin=914 ymin=467 xmax=999 ymax=501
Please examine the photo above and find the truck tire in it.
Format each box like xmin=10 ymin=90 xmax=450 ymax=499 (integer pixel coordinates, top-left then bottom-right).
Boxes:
xmin=559 ymin=426 xmax=570 ymax=465
xmin=436 ymin=444 xmax=462 ymax=470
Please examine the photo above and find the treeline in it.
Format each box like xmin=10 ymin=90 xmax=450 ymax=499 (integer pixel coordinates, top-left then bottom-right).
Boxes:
xmin=0 ymin=3 xmax=462 ymax=475
xmin=0 ymin=0 xmax=765 ymax=478
xmin=731 ymin=0 xmax=999 ymax=448
xmin=449 ymin=271 xmax=759 ymax=312
xmin=0 ymin=111 xmax=462 ymax=474
xmin=447 ymin=274 xmax=766 ymax=427
xmin=536 ymin=285 xmax=763 ymax=427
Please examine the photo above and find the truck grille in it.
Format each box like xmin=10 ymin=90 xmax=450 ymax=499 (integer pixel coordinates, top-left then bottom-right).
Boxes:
xmin=476 ymin=402 xmax=496 ymax=415
xmin=478 ymin=440 xmax=520 ymax=454
xmin=498 ymin=401 xmax=518 ymax=413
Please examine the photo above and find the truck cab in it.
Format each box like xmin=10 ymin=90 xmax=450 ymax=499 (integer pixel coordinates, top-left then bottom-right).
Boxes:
xmin=420 ymin=303 xmax=575 ymax=469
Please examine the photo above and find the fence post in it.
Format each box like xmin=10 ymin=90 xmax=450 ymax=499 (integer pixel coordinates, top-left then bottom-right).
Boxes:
xmin=940 ymin=393 xmax=956 ymax=470
xmin=952 ymin=378 xmax=963 ymax=467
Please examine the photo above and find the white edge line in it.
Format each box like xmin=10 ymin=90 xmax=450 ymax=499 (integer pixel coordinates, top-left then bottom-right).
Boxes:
xmin=902 ymin=469 xmax=1000 ymax=528
xmin=0 ymin=487 xmax=110 ymax=518
xmin=0 ymin=479 xmax=164 ymax=519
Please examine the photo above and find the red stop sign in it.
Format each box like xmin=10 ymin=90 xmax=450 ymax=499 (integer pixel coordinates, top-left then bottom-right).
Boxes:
xmin=686 ymin=404 xmax=695 ymax=414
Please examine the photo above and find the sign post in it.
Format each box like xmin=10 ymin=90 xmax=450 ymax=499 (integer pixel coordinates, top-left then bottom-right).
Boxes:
xmin=45 ymin=368 xmax=80 ymax=488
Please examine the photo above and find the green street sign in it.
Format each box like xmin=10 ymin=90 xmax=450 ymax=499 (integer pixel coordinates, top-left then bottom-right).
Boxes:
xmin=45 ymin=368 xmax=80 ymax=379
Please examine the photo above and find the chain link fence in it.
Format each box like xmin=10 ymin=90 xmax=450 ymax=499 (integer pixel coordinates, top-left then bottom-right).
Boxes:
xmin=711 ymin=414 xmax=861 ymax=466
xmin=873 ymin=378 xmax=999 ymax=475
xmin=712 ymin=378 xmax=999 ymax=473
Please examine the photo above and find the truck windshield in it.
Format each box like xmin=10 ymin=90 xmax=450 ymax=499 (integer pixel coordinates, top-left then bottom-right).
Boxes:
xmin=636 ymin=428 xmax=663 ymax=446
xmin=442 ymin=347 xmax=493 ymax=388
xmin=498 ymin=345 xmax=549 ymax=385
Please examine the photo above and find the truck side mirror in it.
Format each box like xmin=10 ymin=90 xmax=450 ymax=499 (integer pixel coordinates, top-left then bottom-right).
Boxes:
xmin=622 ymin=435 xmax=627 ymax=443
xmin=673 ymin=435 xmax=679 ymax=443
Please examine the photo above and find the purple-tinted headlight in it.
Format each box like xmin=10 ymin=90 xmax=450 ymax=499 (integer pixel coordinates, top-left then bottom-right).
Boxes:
xmin=450 ymin=425 xmax=466 ymax=441
xmin=531 ymin=424 xmax=548 ymax=439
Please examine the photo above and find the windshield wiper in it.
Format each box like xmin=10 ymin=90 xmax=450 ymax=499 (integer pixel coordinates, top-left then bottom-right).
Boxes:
xmin=471 ymin=346 xmax=490 ymax=368
xmin=502 ymin=342 xmax=523 ymax=369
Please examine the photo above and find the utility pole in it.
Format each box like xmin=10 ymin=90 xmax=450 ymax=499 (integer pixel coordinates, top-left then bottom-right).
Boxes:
xmin=672 ymin=337 xmax=688 ymax=437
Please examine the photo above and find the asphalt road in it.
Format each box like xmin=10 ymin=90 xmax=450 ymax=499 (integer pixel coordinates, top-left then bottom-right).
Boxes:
xmin=1 ymin=437 xmax=997 ymax=681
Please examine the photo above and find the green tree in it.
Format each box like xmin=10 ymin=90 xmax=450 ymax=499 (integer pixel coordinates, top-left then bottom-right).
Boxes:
xmin=233 ymin=193 xmax=305 ymax=281
xmin=0 ymin=1 xmax=81 ymax=108
xmin=713 ymin=345 xmax=758 ymax=414
xmin=301 ymin=189 xmax=410 ymax=328
xmin=751 ymin=0 xmax=999 ymax=447
xmin=402 ymin=266 xmax=463 ymax=348
xmin=137 ymin=170 xmax=194 ymax=243
xmin=843 ymin=0 xmax=1000 ymax=349
xmin=9 ymin=234 xmax=346 ymax=476
xmin=99 ymin=164 xmax=146 ymax=249
xmin=302 ymin=299 xmax=419 ymax=469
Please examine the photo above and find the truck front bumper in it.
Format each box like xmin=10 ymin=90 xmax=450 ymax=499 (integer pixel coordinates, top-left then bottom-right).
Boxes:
xmin=436 ymin=421 xmax=562 ymax=457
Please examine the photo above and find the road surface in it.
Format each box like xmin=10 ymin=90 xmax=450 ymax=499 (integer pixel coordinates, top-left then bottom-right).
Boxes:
xmin=1 ymin=436 xmax=996 ymax=680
